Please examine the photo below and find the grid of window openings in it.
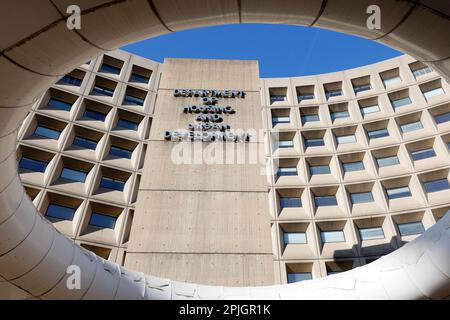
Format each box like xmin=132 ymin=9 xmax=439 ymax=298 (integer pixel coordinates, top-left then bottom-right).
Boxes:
xmin=264 ymin=55 xmax=450 ymax=284
xmin=17 ymin=51 xmax=158 ymax=266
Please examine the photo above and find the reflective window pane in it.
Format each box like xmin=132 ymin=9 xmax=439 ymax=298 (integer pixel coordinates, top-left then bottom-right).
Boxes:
xmin=320 ymin=230 xmax=345 ymax=243
xmin=73 ymin=136 xmax=97 ymax=150
xmin=272 ymin=116 xmax=290 ymax=125
xmin=343 ymin=161 xmax=364 ymax=172
xmin=117 ymin=119 xmax=139 ymax=131
xmin=46 ymin=204 xmax=75 ymax=221
xmin=386 ymin=186 xmax=412 ymax=199
xmin=270 ymin=95 xmax=287 ymax=103
xmin=305 ymin=138 xmax=325 ymax=147
xmin=368 ymin=128 xmax=389 ymax=140
xmin=350 ymin=191 xmax=374 ymax=204
xmin=391 ymin=97 xmax=412 ymax=109
xmin=57 ymin=75 xmax=82 ymax=87
xmin=287 ymin=272 xmax=312 ymax=284
xmin=84 ymin=109 xmax=106 ymax=121
xmin=100 ymin=177 xmax=125 ymax=191
xmin=91 ymin=85 xmax=114 ymax=97
xmin=336 ymin=134 xmax=356 ymax=144
xmin=382 ymin=76 xmax=401 ymax=87
xmin=89 ymin=212 xmax=117 ymax=229
xmin=19 ymin=157 xmax=48 ymax=173
xmin=278 ymin=167 xmax=298 ymax=176
xmin=411 ymin=148 xmax=436 ymax=161
xmin=359 ymin=227 xmax=385 ymax=240
xmin=130 ymin=73 xmax=149 ymax=84
xmin=315 ymin=195 xmax=337 ymax=207
xmin=423 ymin=88 xmax=445 ymax=100
xmin=325 ymin=90 xmax=342 ymax=99
xmin=398 ymin=221 xmax=424 ymax=236
xmin=361 ymin=105 xmax=380 ymax=116
xmin=47 ymin=98 xmax=72 ymax=111
xmin=99 ymin=64 xmax=121 ymax=75
xmin=109 ymin=146 xmax=132 ymax=159
xmin=424 ymin=179 xmax=450 ymax=193
xmin=331 ymin=110 xmax=349 ymax=121
xmin=60 ymin=167 xmax=87 ymax=183
xmin=413 ymin=66 xmax=432 ymax=78
xmin=354 ymin=84 xmax=371 ymax=93
xmin=123 ymin=95 xmax=145 ymax=106
xmin=283 ymin=232 xmax=307 ymax=245
xmin=280 ymin=197 xmax=302 ymax=209
xmin=301 ymin=114 xmax=320 ymax=123
xmin=377 ymin=155 xmax=400 ymax=167
xmin=434 ymin=112 xmax=450 ymax=124
xmin=34 ymin=126 xmax=61 ymax=140
xmin=400 ymin=121 xmax=423 ymax=133
xmin=310 ymin=165 xmax=331 ymax=175
xmin=276 ymin=140 xmax=294 ymax=148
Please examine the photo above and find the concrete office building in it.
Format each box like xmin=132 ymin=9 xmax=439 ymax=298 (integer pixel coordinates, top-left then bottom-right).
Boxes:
xmin=8 ymin=48 xmax=450 ymax=294
xmin=0 ymin=0 xmax=449 ymax=300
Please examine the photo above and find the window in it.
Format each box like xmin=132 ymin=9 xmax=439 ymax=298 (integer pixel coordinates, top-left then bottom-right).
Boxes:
xmin=382 ymin=76 xmax=402 ymax=87
xmin=434 ymin=112 xmax=450 ymax=124
xmin=310 ymin=165 xmax=331 ymax=175
xmin=413 ymin=66 xmax=433 ymax=78
xmin=92 ymin=85 xmax=114 ymax=97
xmin=277 ymin=167 xmax=297 ymax=177
xmin=301 ymin=114 xmax=320 ymax=123
xmin=331 ymin=110 xmax=349 ymax=121
xmin=391 ymin=97 xmax=412 ymax=109
xmin=123 ymin=94 xmax=145 ymax=106
xmin=89 ymin=212 xmax=117 ymax=229
xmin=377 ymin=155 xmax=400 ymax=167
xmin=270 ymin=95 xmax=287 ymax=103
xmin=336 ymin=134 xmax=356 ymax=144
xmin=325 ymin=89 xmax=342 ymax=99
xmin=299 ymin=94 xmax=314 ymax=101
xmin=57 ymin=75 xmax=82 ymax=87
xmin=272 ymin=116 xmax=290 ymax=125
xmin=280 ymin=197 xmax=302 ymax=209
xmin=283 ymin=232 xmax=307 ymax=245
xmin=84 ymin=109 xmax=106 ymax=121
xmin=315 ymin=195 xmax=337 ymax=207
xmin=368 ymin=128 xmax=389 ymax=140
xmin=60 ymin=167 xmax=87 ymax=183
xmin=400 ymin=121 xmax=423 ymax=133
xmin=47 ymin=98 xmax=72 ymax=111
xmin=99 ymin=63 xmax=121 ymax=75
xmin=73 ymin=136 xmax=97 ymax=150
xmin=287 ymin=273 xmax=312 ymax=284
xmin=19 ymin=157 xmax=48 ymax=173
xmin=320 ymin=230 xmax=345 ymax=243
xmin=424 ymin=178 xmax=450 ymax=193
xmin=398 ymin=221 xmax=424 ymax=236
xmin=361 ymin=105 xmax=380 ymax=116
xmin=130 ymin=73 xmax=150 ymax=84
xmin=359 ymin=227 xmax=384 ymax=241
xmin=109 ymin=146 xmax=132 ymax=159
xmin=411 ymin=148 xmax=436 ymax=161
xmin=276 ymin=140 xmax=294 ymax=148
xmin=100 ymin=176 xmax=125 ymax=191
xmin=350 ymin=191 xmax=374 ymax=204
xmin=343 ymin=161 xmax=364 ymax=172
xmin=386 ymin=186 xmax=412 ymax=199
xmin=423 ymin=87 xmax=445 ymax=100
xmin=46 ymin=204 xmax=75 ymax=221
xmin=117 ymin=119 xmax=139 ymax=131
xmin=34 ymin=126 xmax=61 ymax=140
xmin=354 ymin=84 xmax=371 ymax=93
xmin=304 ymin=138 xmax=324 ymax=147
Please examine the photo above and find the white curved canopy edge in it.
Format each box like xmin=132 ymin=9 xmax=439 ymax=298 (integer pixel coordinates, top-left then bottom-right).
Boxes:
xmin=0 ymin=0 xmax=449 ymax=300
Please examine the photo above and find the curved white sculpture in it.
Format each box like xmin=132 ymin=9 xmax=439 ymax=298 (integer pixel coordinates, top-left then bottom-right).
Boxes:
xmin=0 ymin=0 xmax=449 ymax=299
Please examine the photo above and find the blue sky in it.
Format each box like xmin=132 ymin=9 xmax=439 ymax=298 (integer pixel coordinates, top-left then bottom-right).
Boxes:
xmin=122 ymin=24 xmax=402 ymax=78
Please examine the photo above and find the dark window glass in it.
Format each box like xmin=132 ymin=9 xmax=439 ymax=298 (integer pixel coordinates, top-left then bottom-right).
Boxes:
xmin=73 ymin=136 xmax=97 ymax=150
xmin=19 ymin=157 xmax=48 ymax=173
xmin=411 ymin=148 xmax=436 ymax=161
xmin=99 ymin=64 xmax=121 ymax=75
xmin=368 ymin=128 xmax=389 ymax=140
xmin=280 ymin=197 xmax=302 ymax=209
xmin=301 ymin=114 xmax=320 ymax=123
xmin=34 ymin=126 xmax=61 ymax=140
xmin=130 ymin=73 xmax=150 ymax=84
xmin=100 ymin=176 xmax=125 ymax=191
xmin=47 ymin=98 xmax=72 ymax=111
xmin=310 ymin=165 xmax=331 ymax=175
xmin=272 ymin=116 xmax=290 ymax=125
xmin=325 ymin=90 xmax=342 ymax=99
xmin=89 ymin=212 xmax=117 ymax=229
xmin=434 ymin=112 xmax=450 ymax=124
xmin=109 ymin=146 xmax=132 ymax=159
xmin=91 ymin=85 xmax=114 ymax=97
xmin=354 ymin=84 xmax=371 ymax=93
xmin=315 ymin=195 xmax=337 ymax=207
xmin=424 ymin=179 xmax=450 ymax=193
xmin=305 ymin=138 xmax=325 ymax=147
xmin=277 ymin=167 xmax=298 ymax=176
xmin=123 ymin=95 xmax=145 ymax=106
xmin=46 ymin=204 xmax=75 ymax=221
xmin=60 ymin=167 xmax=87 ymax=183
xmin=386 ymin=186 xmax=412 ymax=199
xmin=57 ymin=75 xmax=82 ymax=87
xmin=117 ymin=119 xmax=139 ymax=131
xmin=84 ymin=109 xmax=106 ymax=121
